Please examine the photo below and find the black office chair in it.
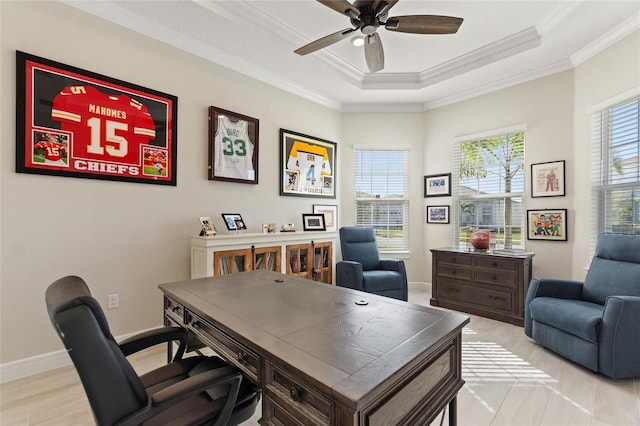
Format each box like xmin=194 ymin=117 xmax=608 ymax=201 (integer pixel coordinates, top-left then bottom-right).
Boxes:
xmin=336 ymin=226 xmax=408 ymax=301
xmin=45 ymin=275 xmax=260 ymax=426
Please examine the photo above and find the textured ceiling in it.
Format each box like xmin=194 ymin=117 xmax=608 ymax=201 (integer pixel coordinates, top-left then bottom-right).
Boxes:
xmin=63 ymin=0 xmax=640 ymax=111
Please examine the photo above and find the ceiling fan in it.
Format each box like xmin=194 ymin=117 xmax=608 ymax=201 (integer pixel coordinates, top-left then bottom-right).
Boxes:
xmin=294 ymin=0 xmax=463 ymax=73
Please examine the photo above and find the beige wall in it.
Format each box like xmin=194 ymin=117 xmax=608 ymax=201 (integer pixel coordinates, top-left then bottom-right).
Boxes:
xmin=422 ymin=71 xmax=576 ymax=281
xmin=572 ymin=31 xmax=640 ymax=280
xmin=339 ymin=112 xmax=425 ymax=279
xmin=1 ymin=0 xmax=638 ymax=375
xmin=0 ymin=1 xmax=340 ymax=365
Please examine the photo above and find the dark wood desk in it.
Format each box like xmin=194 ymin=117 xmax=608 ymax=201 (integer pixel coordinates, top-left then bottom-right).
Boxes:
xmin=159 ymin=270 xmax=469 ymax=425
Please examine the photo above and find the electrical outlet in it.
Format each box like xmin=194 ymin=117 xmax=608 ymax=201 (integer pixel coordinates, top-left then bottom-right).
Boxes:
xmin=108 ymin=293 xmax=119 ymax=309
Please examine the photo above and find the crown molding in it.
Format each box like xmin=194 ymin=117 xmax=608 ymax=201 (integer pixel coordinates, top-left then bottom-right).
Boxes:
xmin=361 ymin=27 xmax=541 ymax=90
xmin=571 ymin=11 xmax=640 ymax=67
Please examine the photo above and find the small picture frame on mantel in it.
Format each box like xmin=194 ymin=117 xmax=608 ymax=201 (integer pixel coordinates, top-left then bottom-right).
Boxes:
xmin=198 ymin=217 xmax=216 ymax=236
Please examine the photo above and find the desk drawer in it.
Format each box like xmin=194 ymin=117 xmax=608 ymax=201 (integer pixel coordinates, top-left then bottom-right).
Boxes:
xmin=264 ymin=361 xmax=332 ymax=425
xmin=438 ymin=278 xmax=513 ymax=312
xmin=164 ymin=296 xmax=185 ymax=325
xmin=475 ymin=257 xmax=517 ymax=271
xmin=186 ymin=311 xmax=259 ymax=383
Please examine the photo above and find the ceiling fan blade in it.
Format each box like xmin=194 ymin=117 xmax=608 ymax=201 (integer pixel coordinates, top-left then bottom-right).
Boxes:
xmin=385 ymin=15 xmax=463 ymax=34
xmin=295 ymin=28 xmax=356 ymax=55
xmin=317 ymin=0 xmax=360 ymax=19
xmin=364 ymin=33 xmax=384 ymax=73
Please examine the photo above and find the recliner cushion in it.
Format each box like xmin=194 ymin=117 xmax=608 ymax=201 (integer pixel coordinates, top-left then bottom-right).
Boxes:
xmin=363 ymin=270 xmax=404 ymax=292
xmin=528 ymin=297 xmax=603 ymax=343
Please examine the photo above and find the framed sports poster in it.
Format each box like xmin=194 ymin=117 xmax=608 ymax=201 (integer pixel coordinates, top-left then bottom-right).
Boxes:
xmin=280 ymin=129 xmax=336 ymax=198
xmin=208 ymin=106 xmax=259 ymax=184
xmin=16 ymin=51 xmax=177 ymax=185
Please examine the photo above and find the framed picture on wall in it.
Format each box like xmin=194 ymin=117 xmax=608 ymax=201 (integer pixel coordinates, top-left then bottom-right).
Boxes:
xmin=313 ymin=204 xmax=337 ymax=232
xmin=208 ymin=106 xmax=259 ymax=184
xmin=15 ymin=51 xmax=178 ymax=185
xmin=280 ymin=129 xmax=336 ymax=198
xmin=427 ymin=205 xmax=450 ymax=224
xmin=527 ymin=209 xmax=567 ymax=241
xmin=531 ymin=160 xmax=565 ymax=197
xmin=424 ymin=173 xmax=452 ymax=197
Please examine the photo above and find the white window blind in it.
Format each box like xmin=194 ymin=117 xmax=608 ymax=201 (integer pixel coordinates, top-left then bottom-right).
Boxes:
xmin=591 ymin=95 xmax=640 ymax=249
xmin=453 ymin=130 xmax=525 ymax=249
xmin=353 ymin=148 xmax=409 ymax=252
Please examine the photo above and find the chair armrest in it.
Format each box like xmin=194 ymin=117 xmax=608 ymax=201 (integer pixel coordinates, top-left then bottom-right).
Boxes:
xmin=599 ymin=296 xmax=640 ymax=379
xmin=117 ymin=366 xmax=242 ymax=426
xmin=118 ymin=327 xmax=187 ymax=361
xmin=379 ymin=259 xmax=408 ymax=301
xmin=336 ymin=261 xmax=364 ymax=291
xmin=524 ymin=278 xmax=584 ymax=337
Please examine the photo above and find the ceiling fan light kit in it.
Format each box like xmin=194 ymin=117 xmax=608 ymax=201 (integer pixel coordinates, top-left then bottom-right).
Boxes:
xmin=295 ymin=0 xmax=463 ymax=73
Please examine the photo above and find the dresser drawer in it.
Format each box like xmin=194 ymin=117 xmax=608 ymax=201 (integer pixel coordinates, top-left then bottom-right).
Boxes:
xmin=475 ymin=257 xmax=517 ymax=271
xmin=186 ymin=311 xmax=259 ymax=383
xmin=438 ymin=278 xmax=513 ymax=312
xmin=474 ymin=269 xmax=516 ymax=287
xmin=437 ymin=252 xmax=473 ymax=266
xmin=437 ymin=264 xmax=473 ymax=280
xmin=264 ymin=361 xmax=332 ymax=425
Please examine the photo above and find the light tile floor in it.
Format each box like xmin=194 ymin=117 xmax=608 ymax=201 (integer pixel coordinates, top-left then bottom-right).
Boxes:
xmin=1 ymin=283 xmax=638 ymax=425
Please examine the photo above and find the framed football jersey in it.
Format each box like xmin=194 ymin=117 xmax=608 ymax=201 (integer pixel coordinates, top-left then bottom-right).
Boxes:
xmin=16 ymin=51 xmax=178 ymax=185
xmin=279 ymin=129 xmax=336 ymax=198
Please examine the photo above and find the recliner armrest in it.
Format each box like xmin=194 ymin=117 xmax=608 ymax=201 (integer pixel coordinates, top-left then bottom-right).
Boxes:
xmin=379 ymin=259 xmax=408 ymax=300
xmin=118 ymin=327 xmax=187 ymax=361
xmin=524 ymin=278 xmax=584 ymax=337
xmin=599 ymin=296 xmax=640 ymax=379
xmin=336 ymin=261 xmax=364 ymax=291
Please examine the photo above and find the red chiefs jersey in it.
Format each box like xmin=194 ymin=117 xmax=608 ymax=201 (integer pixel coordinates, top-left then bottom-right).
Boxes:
xmin=34 ymin=141 xmax=66 ymax=161
xmin=51 ymin=86 xmax=156 ymax=165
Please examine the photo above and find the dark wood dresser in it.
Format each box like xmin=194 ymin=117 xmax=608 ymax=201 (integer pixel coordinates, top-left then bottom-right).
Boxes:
xmin=430 ymin=248 xmax=534 ymax=326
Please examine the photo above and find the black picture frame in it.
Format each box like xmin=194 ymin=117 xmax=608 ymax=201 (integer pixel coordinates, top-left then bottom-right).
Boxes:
xmin=424 ymin=173 xmax=452 ymax=197
xmin=426 ymin=205 xmax=450 ymax=224
xmin=221 ymin=213 xmax=247 ymax=231
xmin=280 ymin=129 xmax=336 ymax=198
xmin=16 ymin=51 xmax=177 ymax=185
xmin=208 ymin=106 xmax=259 ymax=184
xmin=526 ymin=209 xmax=568 ymax=241
xmin=531 ymin=160 xmax=565 ymax=197
xmin=302 ymin=214 xmax=326 ymax=231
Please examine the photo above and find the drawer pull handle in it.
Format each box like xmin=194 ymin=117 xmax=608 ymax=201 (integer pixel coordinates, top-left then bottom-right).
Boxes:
xmin=191 ymin=321 xmax=200 ymax=329
xmin=492 ymin=262 xmax=498 ymax=267
xmin=172 ymin=306 xmax=181 ymax=313
xmin=289 ymin=386 xmax=303 ymax=402
xmin=451 ymin=270 xmax=457 ymax=276
xmin=452 ymin=258 xmax=457 ymax=263
xmin=488 ymin=295 xmax=505 ymax=301
xmin=445 ymin=288 xmax=459 ymax=293
xmin=236 ymin=352 xmax=248 ymax=363
xmin=492 ymin=275 xmax=497 ymax=281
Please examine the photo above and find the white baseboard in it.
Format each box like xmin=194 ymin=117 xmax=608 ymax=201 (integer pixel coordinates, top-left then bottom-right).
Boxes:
xmin=0 ymin=328 xmax=153 ymax=384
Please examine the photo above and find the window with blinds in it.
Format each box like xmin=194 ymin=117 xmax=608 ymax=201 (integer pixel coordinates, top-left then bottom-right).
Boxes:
xmin=453 ymin=129 xmax=525 ymax=249
xmin=591 ymin=95 xmax=640 ymax=244
xmin=353 ymin=148 xmax=409 ymax=252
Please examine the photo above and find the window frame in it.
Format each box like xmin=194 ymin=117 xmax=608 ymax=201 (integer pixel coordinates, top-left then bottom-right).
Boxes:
xmin=353 ymin=146 xmax=410 ymax=253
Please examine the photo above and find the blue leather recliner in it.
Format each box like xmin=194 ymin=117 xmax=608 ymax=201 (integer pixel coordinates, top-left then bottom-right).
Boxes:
xmin=336 ymin=226 xmax=408 ymax=301
xmin=524 ymin=233 xmax=640 ymax=379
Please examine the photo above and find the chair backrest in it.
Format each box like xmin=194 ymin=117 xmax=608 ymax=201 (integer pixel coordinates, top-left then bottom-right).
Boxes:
xmin=45 ymin=276 xmax=147 ymax=425
xmin=339 ymin=226 xmax=381 ymax=270
xmin=583 ymin=233 xmax=640 ymax=304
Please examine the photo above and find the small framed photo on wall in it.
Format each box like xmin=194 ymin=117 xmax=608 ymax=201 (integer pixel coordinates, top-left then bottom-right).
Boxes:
xmin=531 ymin=160 xmax=565 ymax=197
xmin=424 ymin=173 xmax=452 ymax=197
xmin=427 ymin=205 xmax=450 ymax=224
